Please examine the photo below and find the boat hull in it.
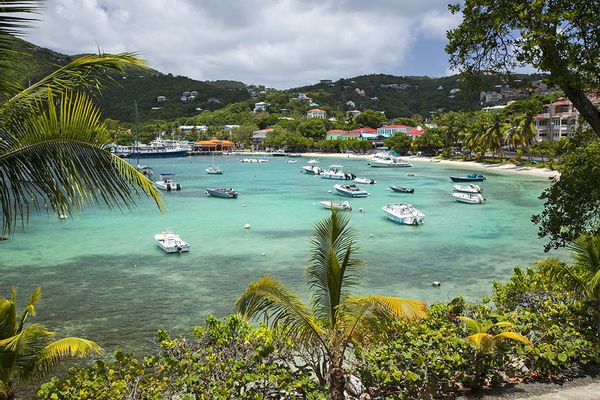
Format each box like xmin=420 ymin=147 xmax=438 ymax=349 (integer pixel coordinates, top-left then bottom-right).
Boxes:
xmin=389 ymin=185 xmax=414 ymax=193
xmin=206 ymin=188 xmax=238 ymax=198
xmin=319 ymin=201 xmax=352 ymax=211
xmin=452 ymin=193 xmax=485 ymax=204
xmin=155 ymin=182 xmax=181 ymax=191
xmin=126 ymin=150 xmax=189 ymax=158
xmin=450 ymin=176 xmax=486 ymax=182
xmin=368 ymin=162 xmax=412 ymax=168
xmin=334 ymin=184 xmax=369 ymax=198
xmin=154 ymin=233 xmax=190 ymax=253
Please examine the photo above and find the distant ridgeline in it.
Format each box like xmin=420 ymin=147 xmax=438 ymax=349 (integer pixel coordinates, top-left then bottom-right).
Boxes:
xmin=8 ymin=35 xmax=554 ymax=122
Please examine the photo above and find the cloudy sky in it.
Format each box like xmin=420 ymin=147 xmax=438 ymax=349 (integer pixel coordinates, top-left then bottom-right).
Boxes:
xmin=24 ymin=0 xmax=462 ymax=89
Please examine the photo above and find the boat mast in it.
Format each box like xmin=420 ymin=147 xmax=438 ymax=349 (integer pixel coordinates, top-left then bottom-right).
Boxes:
xmin=133 ymin=101 xmax=140 ymax=166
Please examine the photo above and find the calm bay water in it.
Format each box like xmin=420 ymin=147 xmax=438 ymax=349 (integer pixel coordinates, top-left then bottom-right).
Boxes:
xmin=0 ymin=155 xmax=555 ymax=352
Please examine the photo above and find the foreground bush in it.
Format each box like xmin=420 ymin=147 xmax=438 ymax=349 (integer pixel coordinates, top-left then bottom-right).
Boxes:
xmin=38 ymin=315 xmax=324 ymax=399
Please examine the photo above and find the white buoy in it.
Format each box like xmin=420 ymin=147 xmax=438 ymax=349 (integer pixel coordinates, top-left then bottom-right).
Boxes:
xmin=358 ymin=208 xmax=365 ymax=213
xmin=312 ymin=203 xmax=316 ymax=206
xmin=58 ymin=214 xmax=67 ymax=220
xmin=262 ymin=252 xmax=266 ymax=257
xmin=243 ymin=203 xmax=247 ymax=207
xmin=369 ymin=234 xmax=374 ymax=238
xmin=432 ymin=281 xmax=441 ymax=287
xmin=244 ymin=224 xmax=251 ymax=229
xmin=328 ymin=190 xmax=332 ymax=193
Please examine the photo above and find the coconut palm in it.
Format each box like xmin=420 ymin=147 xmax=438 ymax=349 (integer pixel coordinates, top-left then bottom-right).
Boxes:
xmin=0 ymin=1 xmax=164 ymax=235
xmin=0 ymin=287 xmax=103 ymax=399
xmin=479 ymin=113 xmax=506 ymax=160
xmin=458 ymin=316 xmax=531 ymax=389
xmin=234 ymin=211 xmax=428 ymax=400
xmin=539 ymin=233 xmax=600 ymax=333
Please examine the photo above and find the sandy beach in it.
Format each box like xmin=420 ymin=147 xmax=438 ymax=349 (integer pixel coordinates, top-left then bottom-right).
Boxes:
xmin=244 ymin=151 xmax=560 ymax=180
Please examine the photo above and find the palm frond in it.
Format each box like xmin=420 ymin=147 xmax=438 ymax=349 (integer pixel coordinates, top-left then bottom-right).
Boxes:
xmin=457 ymin=316 xmax=481 ymax=334
xmin=30 ymin=337 xmax=103 ymax=379
xmin=465 ymin=332 xmax=494 ymax=351
xmin=306 ymin=210 xmax=364 ymax=327
xmin=340 ymin=295 xmax=427 ymax=346
xmin=1 ymin=52 xmax=147 ymax=123
xmin=0 ymin=298 xmax=16 ymax=339
xmin=0 ymin=89 xmax=164 ymax=234
xmin=0 ymin=1 xmax=42 ymax=95
xmin=233 ymin=275 xmax=327 ymax=350
xmin=536 ymin=257 xmax=587 ymax=294
xmin=495 ymin=331 xmax=532 ymax=346
xmin=0 ymin=323 xmax=52 ymax=352
xmin=17 ymin=286 xmax=41 ymax=332
xmin=569 ymin=234 xmax=600 ymax=273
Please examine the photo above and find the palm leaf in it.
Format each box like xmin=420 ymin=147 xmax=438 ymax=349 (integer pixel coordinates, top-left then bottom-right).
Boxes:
xmin=340 ymin=295 xmax=427 ymax=346
xmin=569 ymin=234 xmax=600 ymax=273
xmin=536 ymin=257 xmax=587 ymax=293
xmin=306 ymin=210 xmax=364 ymax=327
xmin=31 ymin=337 xmax=103 ymax=379
xmin=17 ymin=286 xmax=41 ymax=332
xmin=457 ymin=316 xmax=481 ymax=334
xmin=233 ymin=276 xmax=327 ymax=350
xmin=0 ymin=89 xmax=164 ymax=234
xmin=495 ymin=331 xmax=532 ymax=346
xmin=0 ymin=298 xmax=16 ymax=339
xmin=0 ymin=323 xmax=52 ymax=352
xmin=465 ymin=332 xmax=494 ymax=351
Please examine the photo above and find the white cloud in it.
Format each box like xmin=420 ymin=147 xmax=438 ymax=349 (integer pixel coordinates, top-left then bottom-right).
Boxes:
xmin=24 ymin=0 xmax=458 ymax=88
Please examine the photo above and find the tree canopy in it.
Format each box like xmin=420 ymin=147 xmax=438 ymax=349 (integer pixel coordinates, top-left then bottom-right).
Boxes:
xmin=446 ymin=0 xmax=600 ymax=136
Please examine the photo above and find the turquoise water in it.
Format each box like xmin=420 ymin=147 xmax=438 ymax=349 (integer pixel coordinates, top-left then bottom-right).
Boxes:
xmin=0 ymin=155 xmax=554 ymax=352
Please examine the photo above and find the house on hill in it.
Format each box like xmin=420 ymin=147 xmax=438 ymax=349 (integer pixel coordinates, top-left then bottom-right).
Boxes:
xmin=533 ymin=97 xmax=600 ymax=141
xmin=307 ymin=109 xmax=326 ymax=118
xmin=252 ymin=128 xmax=273 ymax=148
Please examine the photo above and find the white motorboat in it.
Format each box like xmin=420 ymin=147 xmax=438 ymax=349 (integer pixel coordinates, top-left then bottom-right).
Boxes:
xmin=136 ymin=164 xmax=153 ymax=178
xmin=368 ymin=152 xmax=412 ymax=168
xmin=329 ymin=164 xmax=343 ymax=169
xmin=319 ymin=200 xmax=352 ymax=211
xmin=453 ymin=184 xmax=483 ymax=194
xmin=334 ymin=184 xmax=369 ymax=198
xmin=154 ymin=230 xmax=190 ymax=253
xmin=307 ymin=159 xmax=319 ymax=164
xmin=205 ymin=166 xmax=223 ymax=175
xmin=452 ymin=192 xmax=486 ymax=204
xmin=155 ymin=173 xmax=181 ymax=191
xmin=320 ymin=168 xmax=355 ymax=180
xmin=240 ymin=158 xmax=268 ymax=163
xmin=206 ymin=187 xmax=238 ymax=198
xmin=353 ymin=177 xmax=376 ymax=184
xmin=301 ymin=165 xmax=322 ymax=175
xmin=382 ymin=203 xmax=425 ymax=225
xmin=286 ymin=160 xmax=298 ymax=164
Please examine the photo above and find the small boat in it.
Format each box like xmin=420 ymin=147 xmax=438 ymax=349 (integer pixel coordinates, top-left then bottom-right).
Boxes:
xmin=136 ymin=165 xmax=153 ymax=178
xmin=452 ymin=192 xmax=486 ymax=204
xmin=450 ymin=173 xmax=486 ymax=182
xmin=319 ymin=200 xmax=352 ymax=211
xmin=368 ymin=152 xmax=412 ymax=168
xmin=155 ymin=173 xmax=181 ymax=191
xmin=288 ymin=153 xmax=302 ymax=157
xmin=353 ymin=177 xmax=376 ymax=184
xmin=154 ymin=230 xmax=190 ymax=253
xmin=307 ymin=159 xmax=319 ymax=164
xmin=382 ymin=203 xmax=425 ymax=225
xmin=286 ymin=160 xmax=298 ymax=164
xmin=205 ymin=187 xmax=238 ymax=198
xmin=240 ymin=158 xmax=268 ymax=163
xmin=329 ymin=164 xmax=343 ymax=169
xmin=453 ymin=184 xmax=483 ymax=194
xmin=389 ymin=185 xmax=414 ymax=193
xmin=334 ymin=184 xmax=369 ymax=198
xmin=301 ymin=165 xmax=322 ymax=175
xmin=430 ymin=159 xmax=441 ymax=163
xmin=205 ymin=166 xmax=223 ymax=175
xmin=320 ymin=168 xmax=355 ymax=180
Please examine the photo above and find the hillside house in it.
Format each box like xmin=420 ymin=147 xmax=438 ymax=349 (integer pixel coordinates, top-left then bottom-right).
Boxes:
xmin=532 ymin=97 xmax=600 ymax=141
xmin=253 ymin=102 xmax=268 ymax=112
xmin=157 ymin=95 xmax=167 ymax=102
xmin=307 ymin=108 xmax=327 ymax=119
xmin=252 ymin=128 xmax=273 ymax=148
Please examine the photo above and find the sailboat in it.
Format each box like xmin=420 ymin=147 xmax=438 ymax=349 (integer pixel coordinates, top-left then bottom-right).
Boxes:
xmin=205 ymin=151 xmax=223 ymax=174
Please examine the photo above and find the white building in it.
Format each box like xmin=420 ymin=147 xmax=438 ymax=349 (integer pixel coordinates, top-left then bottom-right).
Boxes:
xmin=179 ymin=125 xmax=208 ymax=134
xmin=253 ymin=102 xmax=268 ymax=112
xmin=157 ymin=95 xmax=167 ymax=102
xmin=307 ymin=108 xmax=326 ymax=119
xmin=533 ymin=98 xmax=580 ymax=141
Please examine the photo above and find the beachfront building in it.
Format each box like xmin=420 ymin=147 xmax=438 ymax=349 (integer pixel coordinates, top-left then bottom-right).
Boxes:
xmin=377 ymin=125 xmax=424 ymax=139
xmin=325 ymin=130 xmax=348 ymax=140
xmin=532 ymin=98 xmax=600 ymax=141
xmin=307 ymin=108 xmax=327 ymax=119
xmin=192 ymin=137 xmax=235 ymax=153
xmin=252 ymin=128 xmax=273 ymax=148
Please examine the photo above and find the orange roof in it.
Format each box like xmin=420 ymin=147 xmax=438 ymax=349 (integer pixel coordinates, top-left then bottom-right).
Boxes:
xmin=196 ymin=139 xmax=235 ymax=146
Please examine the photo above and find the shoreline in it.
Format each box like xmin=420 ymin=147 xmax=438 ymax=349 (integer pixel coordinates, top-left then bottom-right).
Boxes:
xmin=241 ymin=151 xmax=560 ymax=180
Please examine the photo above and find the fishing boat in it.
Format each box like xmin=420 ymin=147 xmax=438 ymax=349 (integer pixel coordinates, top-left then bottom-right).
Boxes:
xmin=382 ymin=203 xmax=425 ymax=225
xmin=449 ymin=173 xmax=486 ymax=182
xmin=389 ymin=185 xmax=414 ymax=193
xmin=320 ymin=168 xmax=355 ymax=180
xmin=155 ymin=173 xmax=181 ymax=191
xmin=368 ymin=152 xmax=412 ymax=168
xmin=452 ymin=193 xmax=486 ymax=204
xmin=205 ymin=166 xmax=223 ymax=175
xmin=453 ymin=184 xmax=483 ymax=194
xmin=353 ymin=177 xmax=376 ymax=184
xmin=307 ymin=159 xmax=319 ymax=164
xmin=301 ymin=165 xmax=322 ymax=175
xmin=154 ymin=230 xmax=190 ymax=253
xmin=319 ymin=200 xmax=352 ymax=211
xmin=205 ymin=187 xmax=238 ymax=198
xmin=334 ymin=184 xmax=369 ymax=198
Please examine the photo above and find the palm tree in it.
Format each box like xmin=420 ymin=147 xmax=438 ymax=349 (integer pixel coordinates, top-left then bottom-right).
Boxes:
xmin=0 ymin=287 xmax=103 ymax=399
xmin=458 ymin=316 xmax=531 ymax=389
xmin=234 ymin=211 xmax=427 ymax=400
xmin=480 ymin=113 xmax=506 ymax=160
xmin=539 ymin=233 xmax=600 ymax=334
xmin=0 ymin=1 xmax=164 ymax=235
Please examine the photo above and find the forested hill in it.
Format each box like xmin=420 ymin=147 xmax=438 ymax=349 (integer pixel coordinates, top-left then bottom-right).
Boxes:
xmin=7 ymin=36 xmax=551 ymax=123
